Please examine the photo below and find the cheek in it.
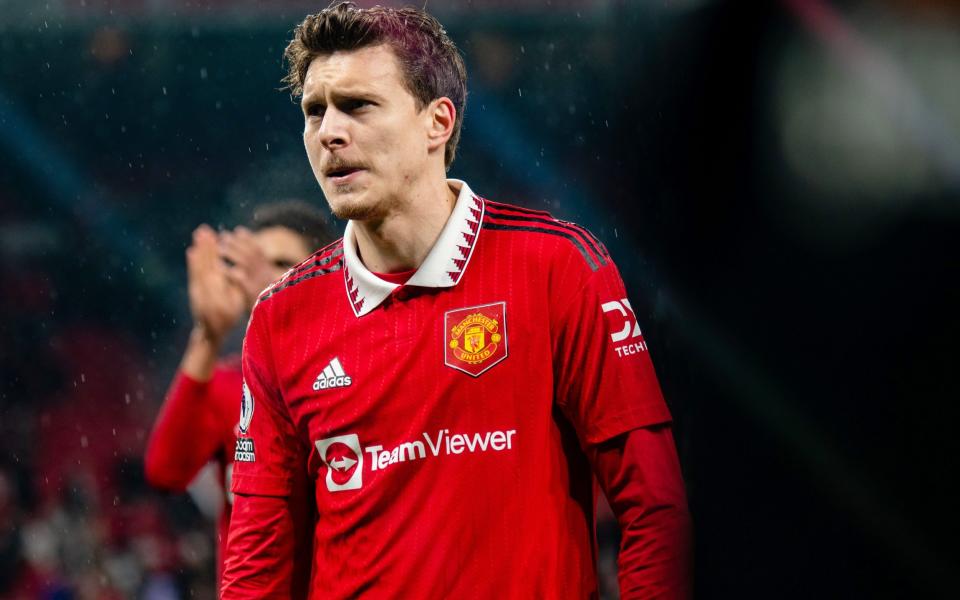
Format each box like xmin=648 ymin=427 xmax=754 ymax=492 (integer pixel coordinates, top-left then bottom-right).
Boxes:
xmin=378 ymin=126 xmax=426 ymax=172
xmin=304 ymin=133 xmax=323 ymax=170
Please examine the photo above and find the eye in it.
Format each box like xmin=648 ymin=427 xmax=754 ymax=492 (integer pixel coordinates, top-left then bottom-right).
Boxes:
xmin=305 ymin=102 xmax=325 ymax=118
xmin=343 ymin=98 xmax=372 ymax=112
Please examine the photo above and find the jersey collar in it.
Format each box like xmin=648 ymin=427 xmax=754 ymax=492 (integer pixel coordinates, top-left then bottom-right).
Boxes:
xmin=342 ymin=179 xmax=485 ymax=317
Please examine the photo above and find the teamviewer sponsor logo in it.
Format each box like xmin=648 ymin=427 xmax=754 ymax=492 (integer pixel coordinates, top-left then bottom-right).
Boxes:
xmin=316 ymin=434 xmax=363 ymax=491
xmin=314 ymin=428 xmax=518 ymax=492
xmin=313 ymin=357 xmax=352 ymax=391
xmin=366 ymin=428 xmax=517 ymax=472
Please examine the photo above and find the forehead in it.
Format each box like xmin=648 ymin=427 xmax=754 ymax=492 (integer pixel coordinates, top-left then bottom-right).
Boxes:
xmin=302 ymin=44 xmax=405 ymax=100
xmin=253 ymin=227 xmax=309 ymax=259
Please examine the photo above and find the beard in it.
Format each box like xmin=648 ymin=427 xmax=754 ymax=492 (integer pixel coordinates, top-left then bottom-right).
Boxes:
xmin=324 ymin=183 xmax=390 ymax=222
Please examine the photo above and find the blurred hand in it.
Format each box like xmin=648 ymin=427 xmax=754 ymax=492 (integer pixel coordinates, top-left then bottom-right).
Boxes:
xmin=186 ymin=224 xmax=247 ymax=344
xmin=220 ymin=226 xmax=284 ymax=305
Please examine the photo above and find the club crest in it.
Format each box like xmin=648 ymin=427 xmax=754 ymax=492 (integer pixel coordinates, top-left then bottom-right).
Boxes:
xmin=444 ymin=301 xmax=508 ymax=377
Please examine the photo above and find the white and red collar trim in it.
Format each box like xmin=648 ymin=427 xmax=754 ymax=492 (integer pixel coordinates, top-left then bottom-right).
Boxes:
xmin=342 ymin=179 xmax=484 ymax=317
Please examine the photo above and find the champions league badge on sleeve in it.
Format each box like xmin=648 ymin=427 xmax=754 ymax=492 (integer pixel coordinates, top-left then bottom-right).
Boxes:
xmin=444 ymin=301 xmax=508 ymax=377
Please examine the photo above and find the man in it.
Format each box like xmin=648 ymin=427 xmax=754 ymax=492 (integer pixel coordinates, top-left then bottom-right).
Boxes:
xmin=223 ymin=2 xmax=691 ymax=598
xmin=145 ymin=201 xmax=331 ymax=588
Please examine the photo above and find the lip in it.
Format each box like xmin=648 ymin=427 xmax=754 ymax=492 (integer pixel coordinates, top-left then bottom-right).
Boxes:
xmin=326 ymin=168 xmax=365 ymax=185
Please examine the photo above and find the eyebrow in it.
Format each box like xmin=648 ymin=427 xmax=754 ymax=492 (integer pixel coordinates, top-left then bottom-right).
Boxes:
xmin=301 ymin=88 xmax=385 ymax=110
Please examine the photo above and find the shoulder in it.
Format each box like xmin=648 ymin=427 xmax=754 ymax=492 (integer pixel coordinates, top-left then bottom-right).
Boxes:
xmin=254 ymin=238 xmax=345 ymax=308
xmin=479 ymin=198 xmax=611 ymax=273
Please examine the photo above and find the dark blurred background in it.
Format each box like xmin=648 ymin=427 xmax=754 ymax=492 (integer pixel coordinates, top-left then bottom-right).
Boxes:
xmin=1 ymin=0 xmax=958 ymax=598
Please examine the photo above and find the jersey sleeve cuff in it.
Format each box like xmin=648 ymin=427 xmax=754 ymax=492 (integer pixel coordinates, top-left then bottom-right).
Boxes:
xmin=583 ymin=404 xmax=673 ymax=445
xmin=231 ymin=472 xmax=294 ymax=498
xmin=173 ymin=369 xmax=213 ymax=393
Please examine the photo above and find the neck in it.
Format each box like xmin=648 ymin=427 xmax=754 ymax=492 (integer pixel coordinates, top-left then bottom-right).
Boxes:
xmin=353 ymin=175 xmax=458 ymax=273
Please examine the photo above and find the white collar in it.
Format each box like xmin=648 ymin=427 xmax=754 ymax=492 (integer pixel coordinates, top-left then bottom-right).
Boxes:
xmin=342 ymin=179 xmax=484 ymax=317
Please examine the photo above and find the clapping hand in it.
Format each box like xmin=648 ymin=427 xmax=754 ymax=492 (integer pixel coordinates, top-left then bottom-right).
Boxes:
xmin=186 ymin=224 xmax=247 ymax=344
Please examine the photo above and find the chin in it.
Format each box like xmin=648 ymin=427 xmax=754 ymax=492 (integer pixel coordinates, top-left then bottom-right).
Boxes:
xmin=324 ymin=186 xmax=383 ymax=221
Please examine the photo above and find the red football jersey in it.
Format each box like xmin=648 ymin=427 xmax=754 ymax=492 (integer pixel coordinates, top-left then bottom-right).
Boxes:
xmin=230 ymin=180 xmax=671 ymax=598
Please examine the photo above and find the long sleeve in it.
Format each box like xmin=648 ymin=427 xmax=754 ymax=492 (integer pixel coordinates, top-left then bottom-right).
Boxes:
xmin=222 ymin=298 xmax=312 ymax=596
xmin=589 ymin=426 xmax=693 ymax=599
xmin=145 ymin=368 xmax=236 ymax=490
xmin=221 ymin=474 xmax=315 ymax=599
xmin=221 ymin=493 xmax=297 ymax=599
xmin=548 ymin=236 xmax=690 ymax=594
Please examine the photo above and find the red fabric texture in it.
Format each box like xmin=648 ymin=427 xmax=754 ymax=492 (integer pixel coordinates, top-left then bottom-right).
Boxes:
xmin=589 ymin=426 xmax=693 ymax=599
xmin=220 ymin=484 xmax=314 ymax=600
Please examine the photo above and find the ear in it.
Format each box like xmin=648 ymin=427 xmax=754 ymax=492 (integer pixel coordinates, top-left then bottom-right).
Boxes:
xmin=425 ymin=97 xmax=456 ymax=154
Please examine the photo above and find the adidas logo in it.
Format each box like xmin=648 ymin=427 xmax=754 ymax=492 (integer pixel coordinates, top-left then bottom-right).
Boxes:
xmin=313 ymin=357 xmax=353 ymax=391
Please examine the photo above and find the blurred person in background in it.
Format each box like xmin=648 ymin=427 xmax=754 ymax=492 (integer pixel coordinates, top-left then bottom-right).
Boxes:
xmin=223 ymin=2 xmax=691 ymax=598
xmin=144 ymin=201 xmax=332 ymax=587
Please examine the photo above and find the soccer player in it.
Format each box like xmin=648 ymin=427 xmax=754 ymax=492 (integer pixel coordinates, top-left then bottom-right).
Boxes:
xmin=145 ymin=201 xmax=331 ymax=587
xmin=223 ymin=3 xmax=692 ymax=598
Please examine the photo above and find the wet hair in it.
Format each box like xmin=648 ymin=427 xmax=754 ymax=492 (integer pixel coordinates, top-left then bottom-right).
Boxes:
xmin=282 ymin=0 xmax=467 ymax=167
xmin=250 ymin=200 xmax=334 ymax=252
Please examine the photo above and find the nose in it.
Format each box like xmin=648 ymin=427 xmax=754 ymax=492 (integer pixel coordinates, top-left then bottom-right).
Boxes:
xmin=316 ymin=107 xmax=349 ymax=151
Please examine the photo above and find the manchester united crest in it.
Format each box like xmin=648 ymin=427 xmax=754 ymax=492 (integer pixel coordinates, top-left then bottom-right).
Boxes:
xmin=444 ymin=301 xmax=508 ymax=377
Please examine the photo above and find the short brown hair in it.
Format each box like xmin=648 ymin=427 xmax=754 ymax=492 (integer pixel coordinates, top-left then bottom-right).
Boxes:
xmin=283 ymin=1 xmax=467 ymax=168
xmin=251 ymin=200 xmax=333 ymax=252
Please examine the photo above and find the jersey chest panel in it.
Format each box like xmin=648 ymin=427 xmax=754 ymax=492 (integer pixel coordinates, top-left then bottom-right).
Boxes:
xmin=275 ymin=271 xmax=558 ymax=510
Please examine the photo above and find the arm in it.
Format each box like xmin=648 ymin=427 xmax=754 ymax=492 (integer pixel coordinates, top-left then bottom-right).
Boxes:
xmin=222 ymin=472 xmax=315 ymax=599
xmin=221 ymin=493 xmax=297 ymax=598
xmin=588 ymin=426 xmax=692 ymax=599
xmin=145 ymin=225 xmax=247 ymax=490
xmin=221 ymin=294 xmax=311 ymax=598
xmin=549 ymin=243 xmax=692 ymax=596
xmin=144 ymin=365 xmax=222 ymax=490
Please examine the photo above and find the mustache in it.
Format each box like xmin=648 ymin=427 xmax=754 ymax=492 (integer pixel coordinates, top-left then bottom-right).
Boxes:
xmin=322 ymin=156 xmax=368 ymax=175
